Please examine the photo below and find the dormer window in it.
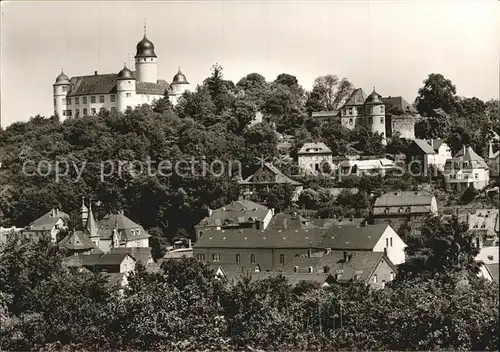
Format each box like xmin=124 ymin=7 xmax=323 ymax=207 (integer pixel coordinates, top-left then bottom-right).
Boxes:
xmin=406 ymin=207 xmax=411 ymax=213
xmin=384 ymin=207 xmax=390 ymax=214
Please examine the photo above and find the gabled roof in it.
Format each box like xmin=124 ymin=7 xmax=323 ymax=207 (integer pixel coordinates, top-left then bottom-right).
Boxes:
xmin=240 ymin=163 xmax=302 ymax=186
xmin=298 ymin=142 xmax=333 ymax=155
xmin=97 ymin=212 xmax=150 ymax=241
xmin=485 ymin=264 xmax=499 ymax=282
xmin=268 ymin=212 xmax=315 ymax=230
xmin=58 ymin=231 xmax=102 ymax=253
xmin=25 ymin=209 xmax=69 ymax=231
xmin=382 ymin=96 xmax=417 ymax=114
xmin=67 ymin=74 xmax=118 ymax=97
xmin=109 ymin=247 xmax=153 ymax=265
xmin=428 ymin=139 xmax=445 ymax=151
xmin=311 ymin=111 xmax=339 ymax=118
xmin=450 ymin=146 xmax=489 ymax=169
xmin=287 ymin=250 xmax=396 ymax=283
xmin=343 ymin=88 xmax=367 ymax=106
xmin=64 ymin=253 xmax=135 ymax=267
xmin=136 ymin=81 xmax=171 ymax=95
xmin=197 ymin=200 xmax=270 ymax=228
xmin=412 ymin=139 xmax=436 ymax=155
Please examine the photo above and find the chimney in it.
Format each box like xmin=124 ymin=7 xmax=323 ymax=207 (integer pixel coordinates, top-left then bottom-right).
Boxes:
xmin=256 ymin=220 xmax=262 ymax=230
xmin=55 ymin=208 xmax=59 ymax=216
xmin=94 ymin=71 xmax=98 ymax=76
xmin=50 ymin=209 xmax=56 ymax=217
xmin=343 ymin=251 xmax=349 ymax=263
xmin=323 ymin=266 xmax=330 ymax=273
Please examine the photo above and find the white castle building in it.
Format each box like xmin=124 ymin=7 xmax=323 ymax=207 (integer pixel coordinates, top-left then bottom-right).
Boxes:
xmin=53 ymin=30 xmax=190 ymax=118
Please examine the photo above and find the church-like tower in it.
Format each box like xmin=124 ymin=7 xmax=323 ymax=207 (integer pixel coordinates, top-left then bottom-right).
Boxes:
xmin=134 ymin=28 xmax=158 ymax=83
xmin=364 ymin=88 xmax=386 ymax=139
xmin=53 ymin=70 xmax=70 ymax=117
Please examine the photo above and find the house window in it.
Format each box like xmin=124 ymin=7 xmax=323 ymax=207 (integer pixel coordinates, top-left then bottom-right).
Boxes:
xmin=91 ymin=108 xmax=96 ymax=114
xmin=67 ymin=98 xmax=71 ymax=105
xmin=390 ymin=272 xmax=394 ymax=281
xmin=349 ymin=118 xmax=353 ymax=125
xmin=83 ymin=96 xmax=87 ymax=104
xmin=75 ymin=97 xmax=80 ymax=105
xmin=380 ymin=106 xmax=384 ymax=113
xmin=196 ymin=253 xmax=205 ymax=261
xmin=373 ymin=274 xmax=378 ymax=283
xmin=236 ymin=254 xmax=240 ymax=263
xmin=99 ymin=95 xmax=105 ymax=103
xmin=280 ymin=254 xmax=285 ymax=265
xmin=250 ymin=254 xmax=256 ymax=263
xmin=126 ymin=93 xmax=132 ymax=98
xmin=390 ymin=237 xmax=393 ymax=247
xmin=348 ymin=108 xmax=353 ymax=114
xmin=91 ymin=96 xmax=96 ymax=103
xmin=386 ymin=238 xmax=389 ymax=247
xmin=475 ymin=173 xmax=478 ymax=179
xmin=62 ymin=98 xmax=67 ymax=104
xmin=212 ymin=254 xmax=220 ymax=262
xmin=110 ymin=94 xmax=116 ymax=102
xmin=335 ymin=273 xmax=342 ymax=280
xmin=83 ymin=108 xmax=88 ymax=115
xmin=384 ymin=207 xmax=390 ymax=214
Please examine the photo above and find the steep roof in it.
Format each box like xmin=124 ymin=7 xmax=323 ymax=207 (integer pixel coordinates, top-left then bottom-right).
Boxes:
xmin=268 ymin=212 xmax=315 ymax=230
xmin=25 ymin=209 xmax=69 ymax=231
xmin=298 ymin=142 xmax=333 ymax=155
xmin=429 ymin=139 xmax=445 ymax=151
xmin=485 ymin=264 xmax=499 ymax=282
xmin=97 ymin=212 xmax=150 ymax=241
xmin=412 ymin=139 xmax=436 ymax=155
xmin=450 ymin=146 xmax=489 ymax=169
xmin=197 ymin=200 xmax=270 ymax=228
xmin=287 ymin=250 xmax=395 ymax=283
xmin=136 ymin=81 xmax=171 ymax=95
xmin=64 ymin=253 xmax=135 ymax=267
xmin=240 ymin=163 xmax=302 ymax=186
xmin=67 ymin=74 xmax=118 ymax=97
xmin=161 ymin=248 xmax=193 ymax=260
xmin=374 ymin=191 xmax=434 ymax=208
xmin=320 ymin=224 xmax=390 ymax=250
xmin=58 ymin=231 xmax=102 ymax=253
xmin=344 ymin=88 xmax=367 ymax=106
xmin=109 ymin=247 xmax=153 ymax=266
xmin=382 ymin=96 xmax=417 ymax=114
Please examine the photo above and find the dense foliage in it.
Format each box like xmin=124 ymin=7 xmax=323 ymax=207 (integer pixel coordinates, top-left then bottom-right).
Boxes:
xmin=0 ymin=214 xmax=498 ymax=351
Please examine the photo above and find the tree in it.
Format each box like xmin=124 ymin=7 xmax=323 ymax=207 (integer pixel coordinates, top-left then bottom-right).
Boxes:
xmin=415 ymin=73 xmax=458 ymax=117
xmin=460 ymin=185 xmax=478 ymax=204
xmin=259 ymin=184 xmax=296 ymax=212
xmin=305 ymin=75 xmax=353 ymax=114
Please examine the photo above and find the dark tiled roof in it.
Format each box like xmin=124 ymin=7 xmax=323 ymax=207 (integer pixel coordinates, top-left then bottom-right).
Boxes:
xmin=97 ymin=212 xmax=150 ymax=241
xmin=374 ymin=191 xmax=434 ymax=207
xmin=412 ymin=139 xmax=436 ymax=155
xmin=268 ymin=213 xmax=315 ymax=230
xmin=382 ymin=96 xmax=417 ymax=114
xmin=136 ymin=81 xmax=171 ymax=95
xmin=67 ymin=74 xmax=118 ymax=97
xmin=286 ymin=251 xmax=395 ymax=283
xmin=63 ymin=253 xmax=134 ymax=267
xmin=320 ymin=224 xmax=389 ymax=250
xmin=197 ymin=200 xmax=270 ymax=228
xmin=210 ymin=263 xmax=262 ymax=284
xmin=109 ymin=247 xmax=153 ymax=266
xmin=25 ymin=210 xmax=69 ymax=231
xmin=298 ymin=142 xmax=332 ymax=155
xmin=161 ymin=248 xmax=193 ymax=260
xmin=309 ymin=217 xmax=365 ymax=228
xmin=447 ymin=146 xmax=489 ymax=169
xmin=58 ymin=231 xmax=102 ymax=253
xmin=240 ymin=163 xmax=302 ymax=186
xmin=344 ymin=88 xmax=367 ymax=106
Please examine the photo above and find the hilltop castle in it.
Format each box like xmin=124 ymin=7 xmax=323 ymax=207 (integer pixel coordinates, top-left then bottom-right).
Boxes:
xmin=53 ymin=29 xmax=190 ymax=118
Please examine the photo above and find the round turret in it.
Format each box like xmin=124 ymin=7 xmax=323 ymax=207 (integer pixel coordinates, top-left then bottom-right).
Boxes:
xmin=365 ymin=88 xmax=383 ymax=105
xmin=172 ymin=67 xmax=189 ymax=84
xmin=364 ymin=87 xmax=386 ymax=139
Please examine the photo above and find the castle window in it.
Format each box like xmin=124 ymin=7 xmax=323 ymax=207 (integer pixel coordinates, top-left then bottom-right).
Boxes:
xmin=348 ymin=108 xmax=353 ymax=114
xmin=475 ymin=173 xmax=478 ymax=179
xmin=75 ymin=97 xmax=79 ymax=105
xmin=67 ymin=98 xmax=71 ymax=105
xmin=110 ymin=94 xmax=116 ymax=102
xmin=83 ymin=108 xmax=88 ymax=115
xmin=250 ymin=254 xmax=256 ymax=263
xmin=380 ymin=117 xmax=384 ymax=123
xmin=99 ymin=95 xmax=105 ymax=103
xmin=196 ymin=253 xmax=205 ymax=261
xmin=91 ymin=108 xmax=96 ymax=114
xmin=61 ymin=86 xmax=68 ymax=92
xmin=91 ymin=96 xmax=96 ymax=103
xmin=236 ymin=254 xmax=240 ymax=263
xmin=381 ymin=106 xmax=384 ymax=113
xmin=144 ymin=58 xmax=147 ymax=62
xmin=212 ymin=254 xmax=220 ymax=262
xmin=280 ymin=254 xmax=285 ymax=264
xmin=126 ymin=93 xmax=132 ymax=98
xmin=83 ymin=96 xmax=87 ymax=104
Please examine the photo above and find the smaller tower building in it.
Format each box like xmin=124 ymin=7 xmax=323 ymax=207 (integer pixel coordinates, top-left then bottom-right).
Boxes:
xmin=53 ymin=70 xmax=70 ymax=117
xmin=116 ymin=64 xmax=137 ymax=113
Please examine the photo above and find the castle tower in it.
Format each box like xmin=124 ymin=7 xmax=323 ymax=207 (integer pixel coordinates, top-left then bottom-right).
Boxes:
xmin=116 ymin=64 xmax=137 ymax=113
xmin=364 ymin=87 xmax=387 ymax=140
xmin=85 ymin=202 xmax=100 ymax=247
xmin=53 ymin=70 xmax=70 ymax=118
xmin=134 ymin=27 xmax=158 ymax=83
xmin=169 ymin=67 xmax=190 ymax=105
xmin=340 ymin=88 xmax=366 ymax=130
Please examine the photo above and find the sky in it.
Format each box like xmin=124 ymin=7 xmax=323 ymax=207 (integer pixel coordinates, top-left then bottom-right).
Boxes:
xmin=1 ymin=0 xmax=499 ymax=127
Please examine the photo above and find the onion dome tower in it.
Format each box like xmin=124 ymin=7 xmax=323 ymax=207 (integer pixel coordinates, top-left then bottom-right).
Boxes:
xmin=53 ymin=69 xmax=70 ymax=118
xmin=116 ymin=64 xmax=136 ymax=113
xmin=364 ymin=87 xmax=387 ymax=139
xmin=134 ymin=25 xmax=158 ymax=83
xmin=170 ymin=67 xmax=191 ymax=98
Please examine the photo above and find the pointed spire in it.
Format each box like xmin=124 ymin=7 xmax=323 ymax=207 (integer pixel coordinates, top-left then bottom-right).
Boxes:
xmin=86 ymin=201 xmax=98 ymax=238
xmin=144 ymin=18 xmax=147 ymax=37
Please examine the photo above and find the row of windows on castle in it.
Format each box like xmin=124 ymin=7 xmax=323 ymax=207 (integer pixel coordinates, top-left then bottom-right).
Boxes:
xmin=56 ymin=93 xmax=118 ymax=105
xmin=342 ymin=105 xmax=385 ymax=116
